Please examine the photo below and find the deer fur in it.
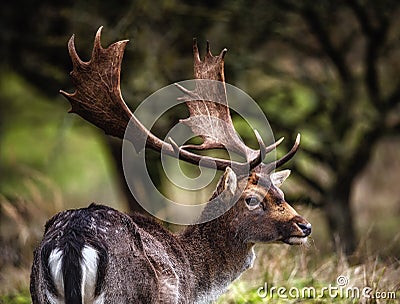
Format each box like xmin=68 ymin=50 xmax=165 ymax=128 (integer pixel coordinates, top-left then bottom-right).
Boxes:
xmin=30 ymin=168 xmax=311 ymax=303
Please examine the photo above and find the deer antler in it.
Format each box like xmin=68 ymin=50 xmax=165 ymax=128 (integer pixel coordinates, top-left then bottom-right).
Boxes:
xmin=175 ymin=39 xmax=299 ymax=172
xmin=60 ymin=27 xmax=299 ymax=174
xmin=176 ymin=39 xmax=255 ymax=157
xmin=60 ymin=28 xmax=130 ymax=140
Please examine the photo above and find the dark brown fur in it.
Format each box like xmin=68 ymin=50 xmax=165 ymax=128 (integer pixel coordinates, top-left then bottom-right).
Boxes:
xmin=31 ymin=170 xmax=311 ymax=303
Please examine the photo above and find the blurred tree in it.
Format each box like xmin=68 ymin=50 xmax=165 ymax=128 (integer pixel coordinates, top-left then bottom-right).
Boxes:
xmin=0 ymin=0 xmax=227 ymax=214
xmin=1 ymin=0 xmax=399 ymax=255
xmin=223 ymin=0 xmax=400 ymax=254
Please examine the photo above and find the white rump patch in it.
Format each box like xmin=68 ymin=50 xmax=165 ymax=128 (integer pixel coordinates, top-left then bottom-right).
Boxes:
xmin=81 ymin=245 xmax=102 ymax=303
xmin=46 ymin=245 xmax=103 ymax=304
xmin=48 ymin=248 xmax=64 ymax=299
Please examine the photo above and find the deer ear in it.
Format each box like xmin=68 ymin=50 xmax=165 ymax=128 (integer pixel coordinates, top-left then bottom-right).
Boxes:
xmin=270 ymin=170 xmax=291 ymax=188
xmin=218 ymin=167 xmax=237 ymax=196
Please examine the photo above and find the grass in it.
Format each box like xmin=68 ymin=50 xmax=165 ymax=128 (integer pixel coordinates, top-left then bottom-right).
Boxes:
xmin=0 ymin=289 xmax=30 ymax=304
xmin=1 ymin=243 xmax=398 ymax=303
xmin=217 ymin=244 xmax=400 ymax=303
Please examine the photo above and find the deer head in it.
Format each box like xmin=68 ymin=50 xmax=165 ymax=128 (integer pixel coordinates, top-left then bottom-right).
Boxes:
xmin=60 ymin=27 xmax=311 ymax=244
xmin=201 ymin=167 xmax=311 ymax=246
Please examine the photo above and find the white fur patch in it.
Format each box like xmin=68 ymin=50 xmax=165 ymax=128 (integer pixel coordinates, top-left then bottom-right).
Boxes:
xmin=45 ymin=290 xmax=61 ymax=304
xmin=286 ymin=236 xmax=308 ymax=245
xmin=48 ymin=248 xmax=64 ymax=299
xmin=93 ymin=292 xmax=105 ymax=304
xmin=81 ymin=245 xmax=101 ymax=303
xmin=246 ymin=246 xmax=256 ymax=270
xmin=46 ymin=245 xmax=104 ymax=304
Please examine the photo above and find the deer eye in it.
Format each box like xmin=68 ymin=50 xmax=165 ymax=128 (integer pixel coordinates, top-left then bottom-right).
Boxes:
xmin=245 ymin=196 xmax=261 ymax=209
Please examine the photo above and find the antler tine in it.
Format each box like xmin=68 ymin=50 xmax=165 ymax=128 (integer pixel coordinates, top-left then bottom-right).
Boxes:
xmin=264 ymin=133 xmax=301 ymax=173
xmin=248 ymin=132 xmax=285 ymax=170
xmin=219 ymin=48 xmax=228 ymax=60
xmin=193 ymin=38 xmax=201 ymax=63
xmin=206 ymin=40 xmax=211 ymax=57
xmin=254 ymin=130 xmax=267 ymax=161
xmin=168 ymin=137 xmax=181 ymax=154
xmin=92 ymin=26 xmax=104 ymax=58
xmin=174 ymin=83 xmax=200 ymax=101
xmin=255 ymin=131 xmax=284 ymax=158
xmin=67 ymin=34 xmax=84 ymax=68
xmin=266 ymin=136 xmax=284 ymax=154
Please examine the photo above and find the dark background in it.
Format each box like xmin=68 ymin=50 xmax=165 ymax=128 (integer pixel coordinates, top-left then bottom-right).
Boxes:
xmin=1 ymin=0 xmax=399 ymax=300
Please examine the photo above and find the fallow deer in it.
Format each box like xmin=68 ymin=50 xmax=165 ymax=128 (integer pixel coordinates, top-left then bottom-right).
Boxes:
xmin=30 ymin=27 xmax=311 ymax=304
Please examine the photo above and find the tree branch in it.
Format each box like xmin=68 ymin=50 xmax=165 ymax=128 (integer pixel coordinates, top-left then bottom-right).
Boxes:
xmin=347 ymin=0 xmax=374 ymax=36
xmin=348 ymin=0 xmax=390 ymax=110
xmin=386 ymin=81 xmax=400 ymax=111
xmin=286 ymin=194 xmax=323 ymax=208
xmin=298 ymin=4 xmax=357 ymax=146
xmin=273 ymin=33 xmax=323 ymax=58
xmin=300 ymin=146 xmax=335 ymax=170
xmin=300 ymin=6 xmax=351 ymax=84
xmin=291 ymin=163 xmax=325 ymax=195
xmin=340 ymin=124 xmax=381 ymax=187
xmin=297 ymin=196 xmax=323 ymax=208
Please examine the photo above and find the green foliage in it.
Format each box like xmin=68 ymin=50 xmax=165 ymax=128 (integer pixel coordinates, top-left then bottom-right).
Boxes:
xmin=0 ymin=288 xmax=30 ymax=304
xmin=0 ymin=71 xmax=120 ymax=206
xmin=0 ymin=71 xmax=124 ymax=296
xmin=260 ymin=84 xmax=318 ymax=127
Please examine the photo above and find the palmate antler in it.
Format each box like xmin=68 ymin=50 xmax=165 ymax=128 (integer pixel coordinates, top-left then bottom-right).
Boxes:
xmin=176 ymin=39 xmax=300 ymax=172
xmin=60 ymin=27 xmax=299 ymax=174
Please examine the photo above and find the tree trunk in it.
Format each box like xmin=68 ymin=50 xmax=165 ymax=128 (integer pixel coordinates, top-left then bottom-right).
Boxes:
xmin=107 ymin=138 xmax=147 ymax=214
xmin=324 ymin=187 xmax=356 ymax=256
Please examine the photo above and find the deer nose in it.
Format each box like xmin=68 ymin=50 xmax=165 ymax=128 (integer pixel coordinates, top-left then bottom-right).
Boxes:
xmin=297 ymin=222 xmax=312 ymax=236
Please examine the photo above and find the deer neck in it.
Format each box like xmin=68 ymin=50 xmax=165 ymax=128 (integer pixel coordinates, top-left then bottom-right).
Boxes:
xmin=178 ymin=210 xmax=255 ymax=301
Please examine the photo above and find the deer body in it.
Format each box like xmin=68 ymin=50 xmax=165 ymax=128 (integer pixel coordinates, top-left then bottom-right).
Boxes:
xmin=30 ymin=28 xmax=311 ymax=303
xmin=31 ymin=170 xmax=310 ymax=304
xmin=31 ymin=203 xmax=250 ymax=304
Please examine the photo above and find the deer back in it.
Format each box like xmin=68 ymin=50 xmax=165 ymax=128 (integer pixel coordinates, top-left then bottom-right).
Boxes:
xmin=30 ymin=204 xmax=195 ymax=303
